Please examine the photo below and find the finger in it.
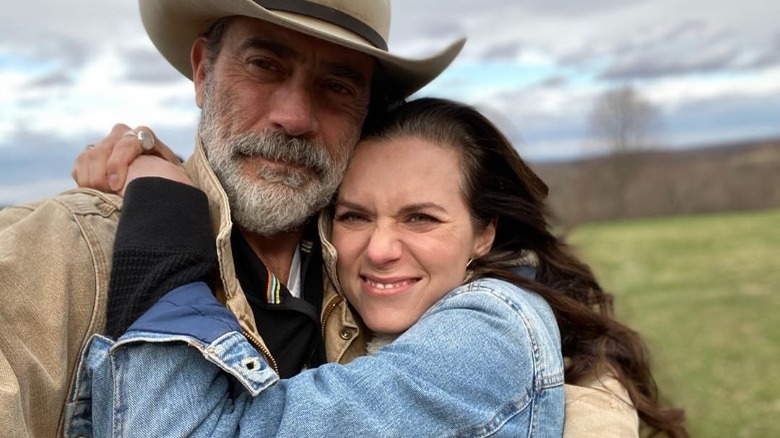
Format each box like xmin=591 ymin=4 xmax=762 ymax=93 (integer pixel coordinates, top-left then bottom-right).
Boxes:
xmin=88 ymin=147 xmax=114 ymax=192
xmin=106 ymin=131 xmax=146 ymax=191
xmin=132 ymin=125 xmax=181 ymax=164
xmin=73 ymin=123 xmax=135 ymax=192
xmin=107 ymin=123 xmax=134 ymax=142
xmin=72 ymin=145 xmax=113 ymax=192
xmin=134 ymin=125 xmax=181 ymax=164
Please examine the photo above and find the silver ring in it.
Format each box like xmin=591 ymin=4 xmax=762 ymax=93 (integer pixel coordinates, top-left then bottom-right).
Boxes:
xmin=122 ymin=129 xmax=155 ymax=151
xmin=85 ymin=144 xmax=95 ymax=150
xmin=136 ymin=130 xmax=155 ymax=151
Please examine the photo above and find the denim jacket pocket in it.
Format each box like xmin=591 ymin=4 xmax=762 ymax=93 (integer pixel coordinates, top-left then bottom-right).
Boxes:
xmin=63 ymin=335 xmax=114 ymax=438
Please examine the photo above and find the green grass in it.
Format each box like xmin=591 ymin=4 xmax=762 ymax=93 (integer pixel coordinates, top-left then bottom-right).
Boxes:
xmin=568 ymin=208 xmax=780 ymax=437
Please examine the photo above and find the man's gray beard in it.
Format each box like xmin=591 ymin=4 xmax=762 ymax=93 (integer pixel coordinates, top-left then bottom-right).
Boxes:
xmin=198 ymin=79 xmax=350 ymax=236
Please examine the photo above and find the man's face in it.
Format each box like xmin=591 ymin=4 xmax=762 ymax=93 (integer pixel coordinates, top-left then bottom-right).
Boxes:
xmin=195 ymin=18 xmax=375 ymax=236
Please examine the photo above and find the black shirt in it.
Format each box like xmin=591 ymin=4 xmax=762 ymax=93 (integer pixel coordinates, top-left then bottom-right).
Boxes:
xmin=231 ymin=224 xmax=326 ymax=377
xmin=107 ymin=177 xmax=326 ymax=377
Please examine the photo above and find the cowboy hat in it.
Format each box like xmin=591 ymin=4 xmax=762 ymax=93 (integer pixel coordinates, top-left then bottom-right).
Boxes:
xmin=139 ymin=0 xmax=466 ymax=97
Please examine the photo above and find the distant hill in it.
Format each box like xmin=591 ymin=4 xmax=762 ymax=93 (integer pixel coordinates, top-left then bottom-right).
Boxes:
xmin=531 ymin=138 xmax=780 ymax=226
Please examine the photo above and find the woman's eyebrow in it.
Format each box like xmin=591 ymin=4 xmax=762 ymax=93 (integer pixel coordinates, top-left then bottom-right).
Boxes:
xmin=334 ymin=199 xmax=367 ymax=211
xmin=397 ymin=203 xmax=448 ymax=215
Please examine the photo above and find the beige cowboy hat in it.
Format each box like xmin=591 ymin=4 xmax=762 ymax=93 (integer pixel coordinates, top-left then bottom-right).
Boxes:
xmin=139 ymin=0 xmax=466 ymax=98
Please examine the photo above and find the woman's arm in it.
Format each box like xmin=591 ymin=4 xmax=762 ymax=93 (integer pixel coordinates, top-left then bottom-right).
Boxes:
xmin=77 ymin=279 xmax=564 ymax=437
xmin=105 ymin=175 xmax=216 ymax=337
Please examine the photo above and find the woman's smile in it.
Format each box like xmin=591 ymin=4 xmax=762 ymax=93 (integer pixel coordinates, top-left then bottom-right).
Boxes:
xmin=361 ymin=275 xmax=420 ymax=296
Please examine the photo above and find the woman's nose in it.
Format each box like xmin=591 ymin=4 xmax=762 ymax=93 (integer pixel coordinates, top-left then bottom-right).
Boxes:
xmin=365 ymin=224 xmax=403 ymax=266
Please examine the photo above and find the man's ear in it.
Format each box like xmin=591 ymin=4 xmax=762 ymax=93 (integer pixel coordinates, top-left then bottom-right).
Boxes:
xmin=191 ymin=37 xmax=210 ymax=108
xmin=473 ymin=219 xmax=497 ymax=258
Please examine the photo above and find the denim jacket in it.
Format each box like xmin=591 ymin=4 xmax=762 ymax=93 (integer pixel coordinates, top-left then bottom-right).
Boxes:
xmin=66 ymin=277 xmax=565 ymax=437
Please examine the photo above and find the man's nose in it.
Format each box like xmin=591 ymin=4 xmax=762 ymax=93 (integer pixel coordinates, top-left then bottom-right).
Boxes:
xmin=365 ymin=224 xmax=403 ymax=266
xmin=267 ymin=80 xmax=319 ymax=138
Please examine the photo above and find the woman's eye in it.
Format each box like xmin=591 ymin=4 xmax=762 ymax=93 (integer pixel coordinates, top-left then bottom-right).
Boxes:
xmin=408 ymin=213 xmax=439 ymax=223
xmin=335 ymin=212 xmax=367 ymax=223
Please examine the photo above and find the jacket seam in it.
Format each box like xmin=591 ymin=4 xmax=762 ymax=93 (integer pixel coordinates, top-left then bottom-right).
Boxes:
xmin=52 ymin=194 xmax=116 ymax=435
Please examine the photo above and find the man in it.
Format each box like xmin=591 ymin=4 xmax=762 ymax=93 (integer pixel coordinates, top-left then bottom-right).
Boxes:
xmin=0 ymin=0 xmax=464 ymax=435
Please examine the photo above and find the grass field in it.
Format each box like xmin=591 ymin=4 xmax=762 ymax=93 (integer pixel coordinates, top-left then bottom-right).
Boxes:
xmin=568 ymin=208 xmax=780 ymax=437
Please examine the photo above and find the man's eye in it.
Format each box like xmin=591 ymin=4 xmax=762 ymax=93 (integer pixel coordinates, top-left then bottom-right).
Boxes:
xmin=325 ymin=81 xmax=355 ymax=96
xmin=249 ymin=58 xmax=280 ymax=72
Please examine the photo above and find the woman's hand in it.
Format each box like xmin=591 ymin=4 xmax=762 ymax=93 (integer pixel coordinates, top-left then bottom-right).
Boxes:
xmin=72 ymin=123 xmax=190 ymax=196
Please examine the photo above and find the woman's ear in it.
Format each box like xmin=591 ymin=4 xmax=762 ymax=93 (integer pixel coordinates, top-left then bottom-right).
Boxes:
xmin=473 ymin=219 xmax=497 ymax=258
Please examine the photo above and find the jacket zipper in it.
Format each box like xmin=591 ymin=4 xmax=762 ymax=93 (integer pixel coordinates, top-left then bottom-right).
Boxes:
xmin=320 ymin=296 xmax=343 ymax=340
xmin=242 ymin=328 xmax=280 ymax=375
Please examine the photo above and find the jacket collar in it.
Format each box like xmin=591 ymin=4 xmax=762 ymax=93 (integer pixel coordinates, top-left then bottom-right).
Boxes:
xmin=182 ymin=137 xmax=259 ymax=339
xmin=317 ymin=210 xmax=343 ymax=297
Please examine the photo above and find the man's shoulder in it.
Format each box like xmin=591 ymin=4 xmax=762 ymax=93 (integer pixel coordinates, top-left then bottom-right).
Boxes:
xmin=4 ymin=188 xmax=123 ymax=218
xmin=0 ymin=189 xmax=123 ymax=241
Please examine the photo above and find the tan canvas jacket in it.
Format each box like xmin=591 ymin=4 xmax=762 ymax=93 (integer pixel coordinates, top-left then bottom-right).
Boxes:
xmin=0 ymin=189 xmax=121 ymax=437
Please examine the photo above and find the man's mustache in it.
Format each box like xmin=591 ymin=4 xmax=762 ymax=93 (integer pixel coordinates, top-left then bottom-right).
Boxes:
xmin=231 ymin=131 xmax=331 ymax=177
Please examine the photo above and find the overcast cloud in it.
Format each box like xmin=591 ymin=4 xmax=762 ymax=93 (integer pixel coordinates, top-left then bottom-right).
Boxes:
xmin=1 ymin=0 xmax=777 ymax=205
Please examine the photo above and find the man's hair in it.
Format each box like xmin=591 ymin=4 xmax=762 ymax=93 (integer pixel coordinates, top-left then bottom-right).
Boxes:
xmin=203 ymin=17 xmax=232 ymax=66
xmin=199 ymin=18 xmax=400 ymax=132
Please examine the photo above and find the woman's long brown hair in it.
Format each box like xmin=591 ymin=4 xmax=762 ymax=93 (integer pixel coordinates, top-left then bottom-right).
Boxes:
xmin=364 ymin=97 xmax=688 ymax=437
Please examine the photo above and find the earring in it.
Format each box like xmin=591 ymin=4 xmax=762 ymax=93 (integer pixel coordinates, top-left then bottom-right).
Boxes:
xmin=464 ymin=258 xmax=476 ymax=283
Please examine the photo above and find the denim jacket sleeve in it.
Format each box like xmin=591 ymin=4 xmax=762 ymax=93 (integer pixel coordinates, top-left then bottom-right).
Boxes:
xmin=67 ymin=278 xmax=564 ymax=438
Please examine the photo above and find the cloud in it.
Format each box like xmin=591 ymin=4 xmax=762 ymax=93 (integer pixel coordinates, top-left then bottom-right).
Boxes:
xmin=481 ymin=42 xmax=526 ymax=62
xmin=120 ymin=47 xmax=187 ymax=83
xmin=25 ymin=69 xmax=77 ymax=88
xmin=1 ymin=0 xmax=779 ymax=203
xmin=513 ymin=0 xmax=648 ymax=17
xmin=598 ymin=23 xmax=780 ymax=80
xmin=534 ymin=75 xmax=568 ymax=89
xmin=662 ymin=92 xmax=780 ymax=146
xmin=0 ymin=130 xmax=90 ymax=205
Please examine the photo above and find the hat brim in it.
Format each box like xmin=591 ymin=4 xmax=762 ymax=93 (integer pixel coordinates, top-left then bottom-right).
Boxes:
xmin=140 ymin=0 xmax=466 ymax=97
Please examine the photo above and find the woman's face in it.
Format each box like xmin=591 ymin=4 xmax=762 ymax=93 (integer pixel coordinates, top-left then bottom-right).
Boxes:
xmin=332 ymin=135 xmax=495 ymax=335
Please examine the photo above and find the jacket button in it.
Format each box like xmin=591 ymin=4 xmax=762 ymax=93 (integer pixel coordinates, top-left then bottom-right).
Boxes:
xmin=339 ymin=329 xmax=353 ymax=340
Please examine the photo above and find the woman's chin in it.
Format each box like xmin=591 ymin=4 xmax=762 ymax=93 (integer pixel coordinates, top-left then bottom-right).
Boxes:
xmin=366 ymin=319 xmax=409 ymax=337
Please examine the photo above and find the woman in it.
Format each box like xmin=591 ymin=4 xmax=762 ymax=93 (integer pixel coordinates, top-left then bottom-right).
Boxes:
xmin=68 ymin=98 xmax=686 ymax=436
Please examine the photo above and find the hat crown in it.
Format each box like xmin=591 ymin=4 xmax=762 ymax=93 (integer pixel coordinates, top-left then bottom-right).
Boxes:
xmin=257 ymin=0 xmax=390 ymax=50
xmin=140 ymin=0 xmax=463 ymax=97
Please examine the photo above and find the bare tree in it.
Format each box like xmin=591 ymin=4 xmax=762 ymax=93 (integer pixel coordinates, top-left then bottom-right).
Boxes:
xmin=588 ymin=84 xmax=661 ymax=217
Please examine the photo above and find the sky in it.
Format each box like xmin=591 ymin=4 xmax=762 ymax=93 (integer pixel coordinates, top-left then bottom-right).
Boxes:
xmin=1 ymin=0 xmax=778 ymax=205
